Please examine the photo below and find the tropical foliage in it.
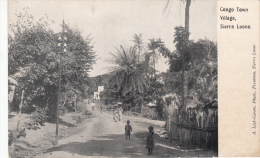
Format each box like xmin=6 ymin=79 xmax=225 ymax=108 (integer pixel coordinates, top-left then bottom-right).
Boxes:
xmin=162 ymin=28 xmax=217 ymax=106
xmin=164 ymin=0 xmax=192 ymax=109
xmin=107 ymin=45 xmax=149 ymax=97
xmin=101 ymin=35 xmax=170 ymax=115
xmin=8 ymin=9 xmax=96 ymax=120
xmin=8 ymin=5 xmax=217 ymax=122
xmin=102 ymin=29 xmax=217 ymax=117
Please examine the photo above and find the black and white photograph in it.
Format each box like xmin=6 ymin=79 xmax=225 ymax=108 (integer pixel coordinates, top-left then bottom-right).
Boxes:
xmin=7 ymin=0 xmax=218 ymax=157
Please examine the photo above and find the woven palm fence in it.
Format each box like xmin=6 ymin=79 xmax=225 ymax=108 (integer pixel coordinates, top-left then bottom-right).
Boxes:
xmin=166 ymin=107 xmax=218 ymax=150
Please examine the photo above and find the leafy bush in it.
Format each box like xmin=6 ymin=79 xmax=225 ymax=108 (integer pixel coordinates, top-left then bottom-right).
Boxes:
xmin=26 ymin=107 xmax=48 ymax=130
xmin=122 ymin=103 xmax=132 ymax=111
xmin=59 ymin=106 xmax=68 ymax=115
xmin=21 ymin=101 xmax=36 ymax=114
xmin=141 ymin=105 xmax=158 ymax=120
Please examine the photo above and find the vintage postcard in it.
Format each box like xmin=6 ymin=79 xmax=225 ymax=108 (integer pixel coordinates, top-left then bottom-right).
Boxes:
xmin=1 ymin=0 xmax=259 ymax=157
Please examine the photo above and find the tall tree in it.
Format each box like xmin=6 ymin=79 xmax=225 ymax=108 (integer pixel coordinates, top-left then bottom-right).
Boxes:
xmin=9 ymin=10 xmax=58 ymax=115
xmin=192 ymin=39 xmax=217 ymax=103
xmin=8 ymin=9 xmax=96 ymax=119
xmin=162 ymin=37 xmax=217 ymax=105
xmin=61 ymin=25 xmax=96 ymax=97
xmin=147 ymin=39 xmax=160 ymax=78
xmin=146 ymin=38 xmax=171 ymax=79
xmin=164 ymin=0 xmax=192 ymax=109
xmin=132 ymin=34 xmax=146 ymax=63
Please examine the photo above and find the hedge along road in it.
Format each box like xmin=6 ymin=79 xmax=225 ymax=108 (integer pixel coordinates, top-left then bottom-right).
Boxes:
xmin=37 ymin=100 xmax=217 ymax=158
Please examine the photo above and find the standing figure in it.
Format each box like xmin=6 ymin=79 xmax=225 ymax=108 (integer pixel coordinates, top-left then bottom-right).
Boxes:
xmin=118 ymin=106 xmax=123 ymax=121
xmin=92 ymin=101 xmax=95 ymax=111
xmin=100 ymin=103 xmax=103 ymax=114
xmin=146 ymin=126 xmax=154 ymax=155
xmin=113 ymin=109 xmax=119 ymax=122
xmin=125 ymin=120 xmax=132 ymax=139
xmin=105 ymin=98 xmax=108 ymax=108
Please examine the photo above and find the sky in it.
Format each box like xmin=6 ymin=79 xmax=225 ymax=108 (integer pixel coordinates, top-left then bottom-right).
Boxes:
xmin=8 ymin=0 xmax=217 ymax=77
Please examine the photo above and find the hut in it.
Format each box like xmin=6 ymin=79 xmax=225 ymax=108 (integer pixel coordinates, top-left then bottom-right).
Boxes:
xmin=8 ymin=77 xmax=18 ymax=113
xmin=93 ymin=92 xmax=100 ymax=100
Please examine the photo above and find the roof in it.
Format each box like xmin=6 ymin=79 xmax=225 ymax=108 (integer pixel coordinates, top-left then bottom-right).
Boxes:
xmin=147 ymin=102 xmax=156 ymax=107
xmin=186 ymin=100 xmax=201 ymax=109
xmin=66 ymin=88 xmax=81 ymax=95
xmin=13 ymin=67 xmax=30 ymax=78
xmin=203 ymin=100 xmax=218 ymax=109
xmin=8 ymin=77 xmax=18 ymax=85
xmin=70 ymin=88 xmax=80 ymax=95
xmin=186 ymin=100 xmax=218 ymax=109
xmin=163 ymin=93 xmax=180 ymax=106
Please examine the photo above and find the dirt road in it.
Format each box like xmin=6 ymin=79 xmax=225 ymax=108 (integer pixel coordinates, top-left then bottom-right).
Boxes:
xmin=37 ymin=100 xmax=217 ymax=158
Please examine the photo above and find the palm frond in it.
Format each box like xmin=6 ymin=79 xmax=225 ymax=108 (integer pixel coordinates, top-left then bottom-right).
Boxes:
xmin=107 ymin=44 xmax=150 ymax=96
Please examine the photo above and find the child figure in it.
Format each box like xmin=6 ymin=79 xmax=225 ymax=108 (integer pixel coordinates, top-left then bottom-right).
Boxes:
xmin=125 ymin=120 xmax=132 ymax=139
xmin=146 ymin=126 xmax=154 ymax=155
xmin=92 ymin=101 xmax=95 ymax=111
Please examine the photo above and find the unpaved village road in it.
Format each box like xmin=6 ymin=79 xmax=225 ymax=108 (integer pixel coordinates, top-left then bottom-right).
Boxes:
xmin=37 ymin=100 xmax=217 ymax=158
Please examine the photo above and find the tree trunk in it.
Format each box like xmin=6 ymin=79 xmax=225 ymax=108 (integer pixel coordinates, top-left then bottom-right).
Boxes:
xmin=181 ymin=60 xmax=185 ymax=108
xmin=154 ymin=58 xmax=156 ymax=78
xmin=75 ymin=94 xmax=77 ymax=113
xmin=17 ymin=90 xmax=24 ymax=131
xmin=180 ymin=0 xmax=191 ymax=110
xmin=185 ymin=0 xmax=191 ymax=35
xmin=141 ymin=102 xmax=143 ymax=116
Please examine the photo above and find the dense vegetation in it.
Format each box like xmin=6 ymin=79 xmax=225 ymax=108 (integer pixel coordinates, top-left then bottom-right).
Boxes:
xmin=9 ymin=9 xmax=96 ymax=121
xmin=96 ymin=31 xmax=217 ymax=120
xmin=8 ymin=7 xmax=217 ymax=122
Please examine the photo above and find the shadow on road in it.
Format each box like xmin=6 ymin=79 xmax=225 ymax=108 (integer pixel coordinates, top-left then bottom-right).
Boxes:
xmin=58 ymin=118 xmax=76 ymax=127
xmin=43 ymin=132 xmax=217 ymax=157
xmin=45 ymin=134 xmax=147 ymax=157
xmin=8 ymin=114 xmax=16 ymax=119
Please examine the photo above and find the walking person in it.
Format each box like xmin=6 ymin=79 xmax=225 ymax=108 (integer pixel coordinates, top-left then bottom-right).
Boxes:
xmin=146 ymin=126 xmax=154 ymax=155
xmin=92 ymin=101 xmax=95 ymax=111
xmin=100 ymin=102 xmax=103 ymax=114
xmin=125 ymin=120 xmax=132 ymax=139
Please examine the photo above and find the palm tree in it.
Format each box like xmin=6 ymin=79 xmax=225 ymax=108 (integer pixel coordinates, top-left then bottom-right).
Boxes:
xmin=108 ymin=45 xmax=149 ymax=97
xmin=164 ymin=0 xmax=191 ymax=33
xmin=146 ymin=38 xmax=170 ymax=78
xmin=132 ymin=34 xmax=146 ymax=63
xmin=147 ymin=39 xmax=159 ymax=78
xmin=164 ymin=0 xmax=192 ymax=109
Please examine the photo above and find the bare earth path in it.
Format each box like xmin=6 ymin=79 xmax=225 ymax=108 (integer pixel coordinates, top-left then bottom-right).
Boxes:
xmin=37 ymin=100 xmax=217 ymax=158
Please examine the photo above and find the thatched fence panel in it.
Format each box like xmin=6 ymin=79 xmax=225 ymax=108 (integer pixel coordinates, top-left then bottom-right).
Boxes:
xmin=166 ymin=107 xmax=218 ymax=150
